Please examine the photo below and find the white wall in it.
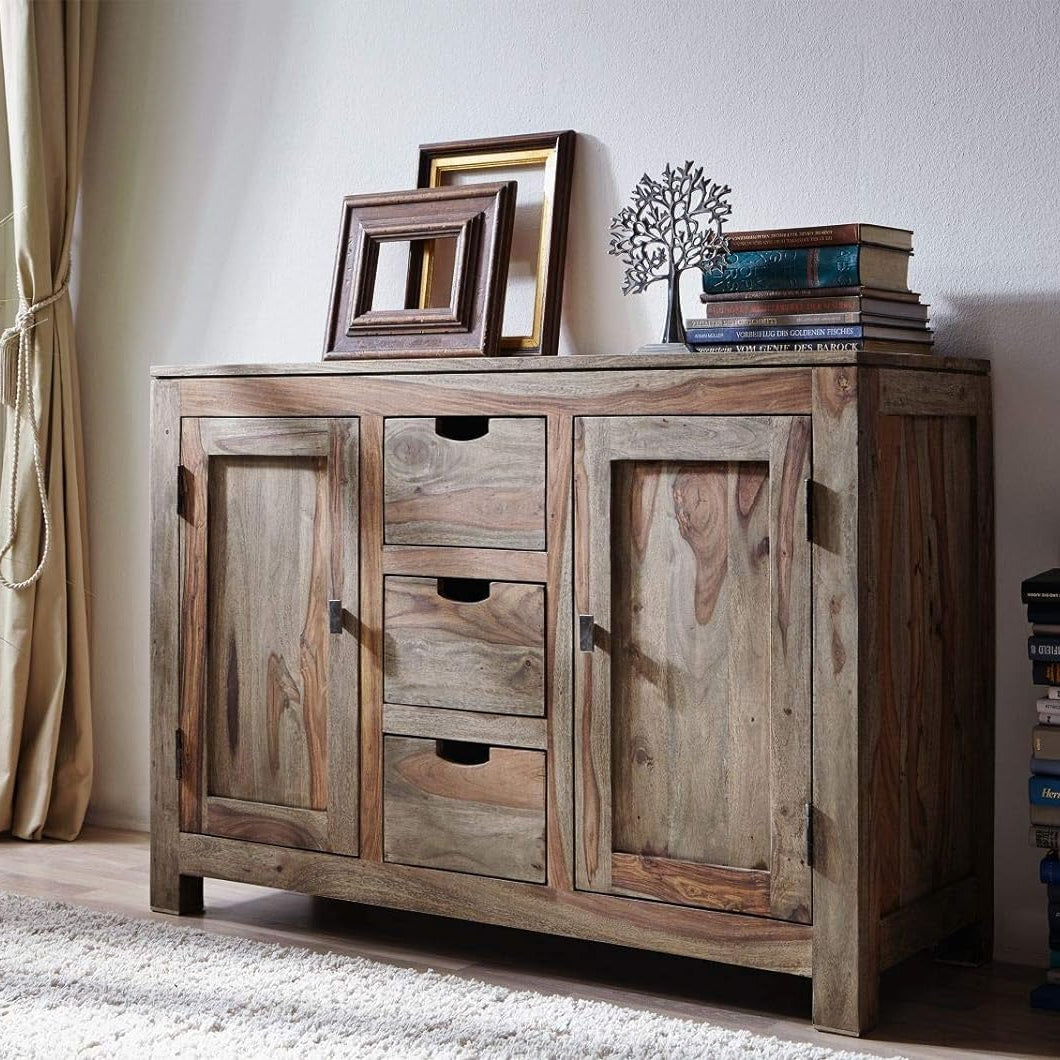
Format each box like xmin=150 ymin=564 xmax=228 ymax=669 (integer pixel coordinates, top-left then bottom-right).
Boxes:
xmin=75 ymin=0 xmax=1060 ymax=965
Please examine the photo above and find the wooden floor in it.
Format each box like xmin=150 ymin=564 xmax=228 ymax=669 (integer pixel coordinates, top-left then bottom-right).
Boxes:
xmin=0 ymin=827 xmax=1055 ymax=1058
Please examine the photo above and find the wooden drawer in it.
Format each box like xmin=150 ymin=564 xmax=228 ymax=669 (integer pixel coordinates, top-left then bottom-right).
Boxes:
xmin=384 ymin=576 xmax=545 ymax=716
xmin=384 ymin=416 xmax=546 ymax=549
xmin=383 ymin=735 xmax=546 ymax=883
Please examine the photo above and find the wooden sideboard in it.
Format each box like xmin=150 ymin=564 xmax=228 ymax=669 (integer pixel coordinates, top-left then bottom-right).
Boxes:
xmin=150 ymin=350 xmax=994 ymax=1036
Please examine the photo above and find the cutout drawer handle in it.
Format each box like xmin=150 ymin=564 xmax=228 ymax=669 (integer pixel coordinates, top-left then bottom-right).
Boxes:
xmin=436 ymin=577 xmax=491 ymax=603
xmin=434 ymin=416 xmax=489 ymax=441
xmin=436 ymin=739 xmax=490 ymax=765
xmin=329 ymin=599 xmax=343 ymax=634
xmin=579 ymin=614 xmax=595 ymax=652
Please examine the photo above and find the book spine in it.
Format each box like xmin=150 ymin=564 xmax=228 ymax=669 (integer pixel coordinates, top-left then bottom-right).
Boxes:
xmin=1030 ymin=824 xmax=1060 ymax=849
xmin=1032 ymin=757 xmax=1060 ymax=777
xmin=726 ymin=224 xmax=864 ymax=250
xmin=1031 ymin=983 xmax=1060 ymax=1010
xmin=1030 ymin=636 xmax=1060 ymax=661
xmin=1029 ymin=605 xmax=1060 ymax=625
xmin=1034 ymin=661 xmax=1060 ymax=686
xmin=703 ymin=246 xmax=862 ymax=294
xmin=700 ymin=296 xmax=862 ymax=318
xmin=700 ymin=286 xmax=863 ymax=302
xmin=1033 ymin=778 xmax=1060 ymax=807
xmin=1024 ymin=588 xmax=1060 ymax=603
xmin=686 ymin=313 xmax=860 ymax=328
xmin=1043 ymin=854 xmax=1060 ymax=885
xmin=687 ymin=324 xmax=865 ymax=343
xmin=1034 ymin=726 xmax=1060 ymax=758
xmin=1032 ymin=804 xmax=1060 ymax=824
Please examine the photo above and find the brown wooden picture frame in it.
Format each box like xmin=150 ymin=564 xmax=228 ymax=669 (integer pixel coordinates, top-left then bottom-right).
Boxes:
xmin=406 ymin=131 xmax=575 ymax=357
xmin=323 ymin=182 xmax=516 ymax=359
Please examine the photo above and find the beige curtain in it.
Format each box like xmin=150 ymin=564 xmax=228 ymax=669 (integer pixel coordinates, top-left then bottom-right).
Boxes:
xmin=0 ymin=0 xmax=96 ymax=840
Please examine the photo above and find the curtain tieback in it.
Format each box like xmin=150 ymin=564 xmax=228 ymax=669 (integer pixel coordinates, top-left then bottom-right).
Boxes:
xmin=0 ymin=278 xmax=68 ymax=591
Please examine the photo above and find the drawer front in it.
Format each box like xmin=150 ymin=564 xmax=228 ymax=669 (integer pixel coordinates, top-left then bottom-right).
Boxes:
xmin=384 ymin=576 xmax=545 ymax=716
xmin=383 ymin=735 xmax=546 ymax=883
xmin=384 ymin=416 xmax=546 ymax=549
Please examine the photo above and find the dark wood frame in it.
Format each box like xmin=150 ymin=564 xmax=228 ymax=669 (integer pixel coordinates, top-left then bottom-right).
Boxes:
xmin=406 ymin=131 xmax=575 ymax=357
xmin=323 ymin=183 xmax=516 ymax=359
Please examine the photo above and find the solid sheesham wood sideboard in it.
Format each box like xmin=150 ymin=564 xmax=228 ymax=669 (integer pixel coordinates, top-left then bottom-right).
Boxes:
xmin=149 ymin=349 xmax=994 ymax=1036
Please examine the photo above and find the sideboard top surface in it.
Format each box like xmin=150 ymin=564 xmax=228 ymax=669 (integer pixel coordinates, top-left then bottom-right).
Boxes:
xmin=152 ymin=350 xmax=990 ymax=379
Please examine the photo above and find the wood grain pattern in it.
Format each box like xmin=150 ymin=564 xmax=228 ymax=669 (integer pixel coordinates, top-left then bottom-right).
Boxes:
xmin=179 ymin=418 xmax=359 ymax=856
xmin=384 ymin=416 xmax=546 ymax=548
xmin=611 ymin=853 xmax=771 ymax=915
xmin=545 ymin=413 xmax=575 ymax=890
xmin=384 ymin=576 xmax=544 ymax=715
xmin=203 ymin=797 xmax=328 ymax=851
xmin=150 ymin=381 xmax=203 ymax=914
xmin=383 ymin=703 xmax=547 ymax=750
xmin=180 ymin=832 xmax=813 ymax=975
xmin=575 ymin=416 xmax=811 ymax=922
xmin=359 ymin=415 xmax=385 ymax=862
xmin=810 ymin=365 xmax=872 ymax=1035
xmin=205 ymin=453 xmax=329 ymax=810
xmin=153 ymin=348 xmax=990 ymax=379
xmin=878 ymin=875 xmax=980 ymax=971
xmin=874 ymin=413 xmax=978 ymax=912
xmin=383 ymin=736 xmax=547 ymax=882
xmin=382 ymin=545 xmax=548 ymax=582
xmin=176 ymin=369 xmax=814 ymax=421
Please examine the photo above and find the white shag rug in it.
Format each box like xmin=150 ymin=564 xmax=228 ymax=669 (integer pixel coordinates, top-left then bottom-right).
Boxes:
xmin=0 ymin=892 xmax=886 ymax=1059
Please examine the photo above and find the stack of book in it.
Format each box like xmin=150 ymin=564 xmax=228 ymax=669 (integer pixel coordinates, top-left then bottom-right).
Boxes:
xmin=688 ymin=223 xmax=932 ymax=354
xmin=1022 ymin=567 xmax=1060 ymax=1011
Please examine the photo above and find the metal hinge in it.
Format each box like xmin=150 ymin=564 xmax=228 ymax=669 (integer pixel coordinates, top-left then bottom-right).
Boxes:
xmin=176 ymin=465 xmax=189 ymax=518
xmin=805 ymin=801 xmax=814 ymax=868
xmin=804 ymin=478 xmax=814 ymax=543
xmin=175 ymin=728 xmax=184 ymax=781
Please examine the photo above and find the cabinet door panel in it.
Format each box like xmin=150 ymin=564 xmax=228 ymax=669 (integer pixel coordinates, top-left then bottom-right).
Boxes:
xmin=179 ymin=417 xmax=359 ymax=855
xmin=574 ymin=415 xmax=811 ymax=923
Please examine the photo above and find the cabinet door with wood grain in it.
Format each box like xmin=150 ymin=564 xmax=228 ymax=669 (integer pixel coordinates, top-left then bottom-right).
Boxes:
xmin=178 ymin=417 xmax=359 ymax=855
xmin=574 ymin=415 xmax=811 ymax=923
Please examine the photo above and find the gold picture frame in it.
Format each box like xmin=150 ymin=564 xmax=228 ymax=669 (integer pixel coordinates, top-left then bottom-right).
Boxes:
xmin=407 ymin=131 xmax=575 ymax=356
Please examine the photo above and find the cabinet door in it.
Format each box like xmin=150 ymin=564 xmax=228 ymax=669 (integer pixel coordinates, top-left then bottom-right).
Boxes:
xmin=574 ymin=415 xmax=811 ymax=922
xmin=178 ymin=418 xmax=359 ymax=854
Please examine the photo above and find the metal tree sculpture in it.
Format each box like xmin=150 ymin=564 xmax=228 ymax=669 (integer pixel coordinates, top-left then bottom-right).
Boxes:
xmin=609 ymin=161 xmax=732 ymax=346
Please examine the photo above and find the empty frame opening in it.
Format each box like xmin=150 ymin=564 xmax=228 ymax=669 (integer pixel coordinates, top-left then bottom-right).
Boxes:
xmin=371 ymin=237 xmax=458 ymax=311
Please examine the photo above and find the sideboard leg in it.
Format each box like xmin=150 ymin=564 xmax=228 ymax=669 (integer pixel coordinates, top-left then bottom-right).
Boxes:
xmin=811 ymin=946 xmax=878 ymax=1036
xmin=151 ymin=829 xmax=203 ymax=915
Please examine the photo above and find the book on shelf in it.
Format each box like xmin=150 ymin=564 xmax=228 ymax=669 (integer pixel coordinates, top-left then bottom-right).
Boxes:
xmin=1029 ymin=603 xmax=1060 ymax=626
xmin=1035 ymin=625 xmax=1060 ymax=636
xmin=1053 ymin=949 xmax=1060 ymax=969
xmin=703 ymin=244 xmax=911 ymax=294
xmin=1032 ymin=757 xmax=1060 ymax=777
xmin=724 ymin=223 xmax=914 ymax=252
xmin=686 ymin=324 xmax=932 ymax=345
xmin=1031 ymin=805 xmax=1060 ymax=826
xmin=1033 ymin=726 xmax=1060 ymax=758
xmin=1030 ymin=777 xmax=1060 ymax=807
xmin=700 ymin=285 xmax=923 ymax=304
xmin=687 ymin=311 xmax=928 ymax=328
xmin=1033 ymin=661 xmax=1060 ymax=686
xmin=686 ymin=339 xmax=937 ymax=356
xmin=1030 ymin=636 xmax=1060 ymax=661
xmin=1023 ymin=569 xmax=1060 ymax=604
xmin=695 ymin=292 xmax=929 ymax=321
xmin=1030 ymin=824 xmax=1060 ymax=849
xmin=1042 ymin=853 xmax=1060 ymax=886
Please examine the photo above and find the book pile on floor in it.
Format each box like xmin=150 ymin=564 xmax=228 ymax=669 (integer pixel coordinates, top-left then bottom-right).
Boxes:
xmin=1022 ymin=567 xmax=1060 ymax=1011
xmin=688 ymin=223 xmax=932 ymax=354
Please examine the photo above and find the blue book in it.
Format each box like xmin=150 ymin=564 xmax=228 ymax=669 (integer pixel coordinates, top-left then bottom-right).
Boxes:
xmin=1030 ymin=982 xmax=1060 ymax=1010
xmin=1042 ymin=852 xmax=1060 ymax=885
xmin=1031 ymin=777 xmax=1060 ymax=807
xmin=687 ymin=324 xmax=864 ymax=343
xmin=702 ymin=244 xmax=909 ymax=294
xmin=1032 ymin=757 xmax=1060 ymax=777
